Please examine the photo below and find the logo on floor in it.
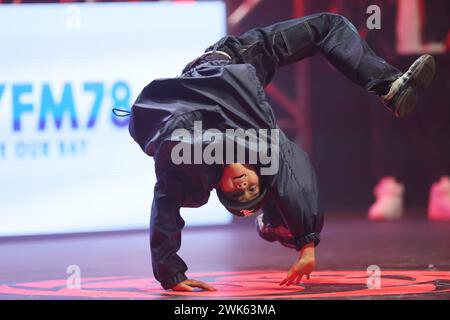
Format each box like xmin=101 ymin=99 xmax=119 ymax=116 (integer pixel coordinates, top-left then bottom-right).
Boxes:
xmin=0 ymin=270 xmax=449 ymax=299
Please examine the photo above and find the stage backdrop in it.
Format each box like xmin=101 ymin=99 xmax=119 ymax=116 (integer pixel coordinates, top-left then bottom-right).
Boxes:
xmin=0 ymin=2 xmax=232 ymax=237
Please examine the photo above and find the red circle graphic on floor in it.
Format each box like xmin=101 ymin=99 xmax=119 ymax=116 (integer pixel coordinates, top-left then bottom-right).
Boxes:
xmin=1 ymin=270 xmax=449 ymax=299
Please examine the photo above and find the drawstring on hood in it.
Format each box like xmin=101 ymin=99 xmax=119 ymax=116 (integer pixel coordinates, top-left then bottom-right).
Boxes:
xmin=112 ymin=108 xmax=131 ymax=117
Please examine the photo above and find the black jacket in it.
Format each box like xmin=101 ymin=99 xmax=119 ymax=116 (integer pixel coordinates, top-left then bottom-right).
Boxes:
xmin=128 ymin=59 xmax=324 ymax=289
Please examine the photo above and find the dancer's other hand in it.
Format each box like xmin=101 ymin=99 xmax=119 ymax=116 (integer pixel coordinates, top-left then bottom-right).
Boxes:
xmin=172 ymin=279 xmax=217 ymax=291
xmin=279 ymin=242 xmax=315 ymax=286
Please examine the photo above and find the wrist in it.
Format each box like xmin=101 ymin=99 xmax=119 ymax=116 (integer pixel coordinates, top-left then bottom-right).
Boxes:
xmin=299 ymin=242 xmax=315 ymax=258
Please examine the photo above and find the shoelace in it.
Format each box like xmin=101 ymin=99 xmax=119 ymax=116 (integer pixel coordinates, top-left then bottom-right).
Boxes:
xmin=398 ymin=55 xmax=424 ymax=86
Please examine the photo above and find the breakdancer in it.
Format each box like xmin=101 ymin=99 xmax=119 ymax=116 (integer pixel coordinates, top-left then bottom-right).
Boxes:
xmin=124 ymin=13 xmax=435 ymax=291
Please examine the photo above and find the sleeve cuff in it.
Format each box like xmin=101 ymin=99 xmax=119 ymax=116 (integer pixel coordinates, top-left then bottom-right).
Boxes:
xmin=294 ymin=233 xmax=320 ymax=251
xmin=160 ymin=272 xmax=188 ymax=290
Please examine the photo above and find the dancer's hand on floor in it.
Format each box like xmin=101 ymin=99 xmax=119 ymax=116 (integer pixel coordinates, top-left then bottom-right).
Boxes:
xmin=279 ymin=242 xmax=315 ymax=286
xmin=172 ymin=279 xmax=217 ymax=292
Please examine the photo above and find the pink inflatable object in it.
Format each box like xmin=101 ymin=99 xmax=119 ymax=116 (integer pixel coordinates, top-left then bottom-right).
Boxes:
xmin=428 ymin=176 xmax=450 ymax=221
xmin=368 ymin=177 xmax=404 ymax=221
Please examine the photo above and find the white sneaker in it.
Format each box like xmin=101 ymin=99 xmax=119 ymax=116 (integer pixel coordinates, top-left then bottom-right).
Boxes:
xmin=428 ymin=176 xmax=450 ymax=221
xmin=368 ymin=177 xmax=405 ymax=220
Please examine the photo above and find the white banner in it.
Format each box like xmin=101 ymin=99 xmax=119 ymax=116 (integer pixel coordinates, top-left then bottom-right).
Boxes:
xmin=0 ymin=2 xmax=232 ymax=236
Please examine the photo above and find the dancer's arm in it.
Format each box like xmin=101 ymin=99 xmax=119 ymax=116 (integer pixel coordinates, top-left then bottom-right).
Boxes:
xmin=151 ymin=142 xmax=217 ymax=291
xmin=150 ymin=174 xmax=188 ymax=290
xmin=279 ymin=242 xmax=316 ymax=286
xmin=151 ymin=172 xmax=218 ymax=291
xmin=273 ymin=139 xmax=323 ymax=285
xmin=274 ymin=140 xmax=324 ymax=249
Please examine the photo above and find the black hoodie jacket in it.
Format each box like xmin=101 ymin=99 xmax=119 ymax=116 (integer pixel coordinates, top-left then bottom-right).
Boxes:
xmin=128 ymin=59 xmax=324 ymax=289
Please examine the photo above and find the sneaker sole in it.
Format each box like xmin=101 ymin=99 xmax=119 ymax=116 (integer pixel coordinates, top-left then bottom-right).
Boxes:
xmin=395 ymin=54 xmax=436 ymax=118
xmin=394 ymin=86 xmax=418 ymax=118
xmin=411 ymin=54 xmax=436 ymax=89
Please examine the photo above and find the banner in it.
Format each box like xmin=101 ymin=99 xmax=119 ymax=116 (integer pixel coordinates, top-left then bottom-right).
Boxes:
xmin=0 ymin=2 xmax=231 ymax=236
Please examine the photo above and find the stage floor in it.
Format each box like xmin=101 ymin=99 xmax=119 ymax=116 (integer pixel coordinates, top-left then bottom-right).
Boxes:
xmin=1 ymin=211 xmax=449 ymax=300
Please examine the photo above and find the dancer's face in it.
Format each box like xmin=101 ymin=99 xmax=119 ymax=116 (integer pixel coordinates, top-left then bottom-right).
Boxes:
xmin=218 ymin=164 xmax=260 ymax=202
